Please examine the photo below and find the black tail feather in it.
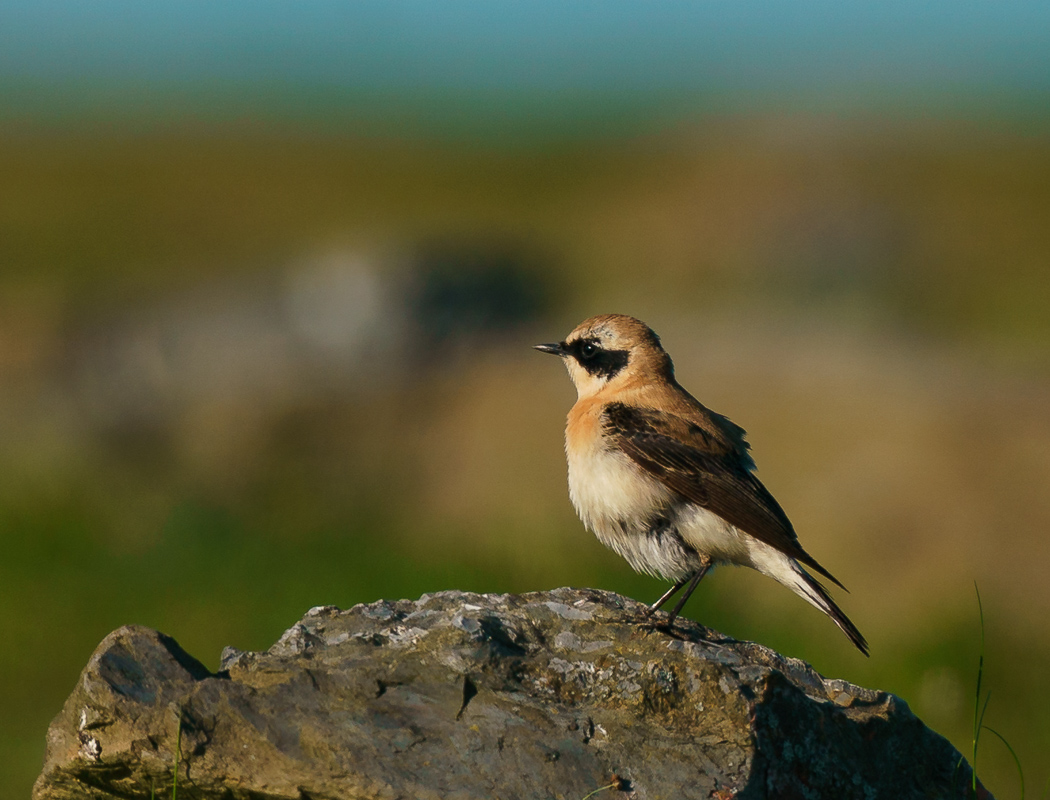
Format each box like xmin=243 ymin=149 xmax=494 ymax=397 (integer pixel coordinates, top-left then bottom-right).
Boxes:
xmin=799 ymin=570 xmax=869 ymax=657
xmin=798 ymin=551 xmax=849 ymax=593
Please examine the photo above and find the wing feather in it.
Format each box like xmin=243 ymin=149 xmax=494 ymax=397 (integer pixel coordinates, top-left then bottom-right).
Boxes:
xmin=602 ymin=402 xmax=846 ymax=591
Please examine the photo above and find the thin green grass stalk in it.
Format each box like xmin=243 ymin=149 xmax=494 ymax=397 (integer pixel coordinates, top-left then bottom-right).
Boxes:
xmin=972 ymin=581 xmax=986 ymax=799
xmin=579 ymin=778 xmax=624 ymax=799
xmin=173 ymin=708 xmax=182 ymax=800
xmin=967 ymin=582 xmax=1029 ymax=800
xmin=982 ymin=725 xmax=1024 ymax=799
xmin=974 ymin=689 xmax=992 ymax=789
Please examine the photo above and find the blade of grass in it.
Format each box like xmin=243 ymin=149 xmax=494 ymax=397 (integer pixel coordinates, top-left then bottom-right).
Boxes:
xmin=971 ymin=582 xmax=986 ymax=799
xmin=579 ymin=778 xmax=623 ymax=799
xmin=173 ymin=708 xmax=182 ymax=800
xmin=982 ymin=725 xmax=1024 ymax=800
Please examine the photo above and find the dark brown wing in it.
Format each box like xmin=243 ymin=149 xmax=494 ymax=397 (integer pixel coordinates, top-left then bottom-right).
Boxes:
xmin=602 ymin=402 xmax=846 ymax=590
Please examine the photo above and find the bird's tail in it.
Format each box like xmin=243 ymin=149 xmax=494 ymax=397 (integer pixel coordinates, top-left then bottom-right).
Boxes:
xmin=788 ymin=565 xmax=869 ymax=657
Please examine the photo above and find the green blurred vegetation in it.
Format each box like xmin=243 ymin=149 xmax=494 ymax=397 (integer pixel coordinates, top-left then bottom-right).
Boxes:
xmin=2 ymin=117 xmax=1049 ymax=798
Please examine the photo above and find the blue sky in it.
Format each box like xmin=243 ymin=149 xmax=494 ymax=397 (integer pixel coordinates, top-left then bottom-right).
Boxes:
xmin=2 ymin=1 xmax=1048 ymax=130
xmin=4 ymin=2 xmax=1048 ymax=90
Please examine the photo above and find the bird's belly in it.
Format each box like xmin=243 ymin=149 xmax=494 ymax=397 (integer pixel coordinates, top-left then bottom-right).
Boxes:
xmin=567 ymin=444 xmax=667 ymax=535
xmin=674 ymin=504 xmax=753 ymax=564
xmin=567 ymin=445 xmax=695 ymax=579
xmin=567 ymin=444 xmax=752 ymax=579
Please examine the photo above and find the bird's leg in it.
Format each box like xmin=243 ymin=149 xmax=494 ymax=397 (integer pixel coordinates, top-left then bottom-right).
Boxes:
xmin=648 ymin=576 xmax=690 ymax=614
xmin=664 ymin=556 xmax=712 ymax=627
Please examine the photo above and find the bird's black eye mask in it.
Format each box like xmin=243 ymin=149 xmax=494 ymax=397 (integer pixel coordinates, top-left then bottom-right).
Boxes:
xmin=565 ymin=337 xmax=629 ymax=379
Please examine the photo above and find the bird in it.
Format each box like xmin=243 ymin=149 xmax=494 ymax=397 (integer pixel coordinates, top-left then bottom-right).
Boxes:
xmin=535 ymin=314 xmax=868 ymax=655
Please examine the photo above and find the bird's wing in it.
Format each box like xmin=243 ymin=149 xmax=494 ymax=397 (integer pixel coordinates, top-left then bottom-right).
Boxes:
xmin=601 ymin=402 xmax=845 ymax=590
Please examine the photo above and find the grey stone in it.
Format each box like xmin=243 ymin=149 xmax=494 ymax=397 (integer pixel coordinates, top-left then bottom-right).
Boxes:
xmin=33 ymin=588 xmax=991 ymax=800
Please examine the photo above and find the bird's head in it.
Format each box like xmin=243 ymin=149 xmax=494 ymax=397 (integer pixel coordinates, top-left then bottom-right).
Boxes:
xmin=534 ymin=314 xmax=673 ymax=398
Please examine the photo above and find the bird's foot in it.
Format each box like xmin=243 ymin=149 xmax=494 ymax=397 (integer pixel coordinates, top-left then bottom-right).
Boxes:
xmin=631 ymin=609 xmax=688 ymax=638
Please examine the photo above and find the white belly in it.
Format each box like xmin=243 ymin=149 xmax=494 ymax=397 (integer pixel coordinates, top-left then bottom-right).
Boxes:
xmin=566 ymin=438 xmax=755 ymax=580
xmin=567 ymin=441 xmax=668 ymax=535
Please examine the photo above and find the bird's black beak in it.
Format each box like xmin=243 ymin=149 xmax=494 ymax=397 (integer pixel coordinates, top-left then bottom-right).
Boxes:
xmin=533 ymin=342 xmax=567 ymax=356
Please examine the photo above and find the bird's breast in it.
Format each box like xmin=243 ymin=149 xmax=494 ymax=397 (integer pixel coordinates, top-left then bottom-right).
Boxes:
xmin=565 ymin=421 xmax=670 ymax=537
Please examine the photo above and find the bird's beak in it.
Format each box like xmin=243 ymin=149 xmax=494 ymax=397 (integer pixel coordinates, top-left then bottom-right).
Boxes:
xmin=533 ymin=342 xmax=567 ymax=356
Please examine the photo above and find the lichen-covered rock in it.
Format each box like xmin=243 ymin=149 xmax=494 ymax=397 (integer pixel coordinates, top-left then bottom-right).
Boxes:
xmin=33 ymin=588 xmax=991 ymax=800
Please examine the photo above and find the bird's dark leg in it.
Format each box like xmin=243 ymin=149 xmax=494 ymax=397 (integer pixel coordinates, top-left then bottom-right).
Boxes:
xmin=664 ymin=556 xmax=712 ymax=627
xmin=648 ymin=576 xmax=690 ymax=614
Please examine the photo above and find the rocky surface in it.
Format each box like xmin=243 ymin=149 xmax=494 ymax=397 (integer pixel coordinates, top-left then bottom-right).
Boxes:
xmin=34 ymin=588 xmax=990 ymax=800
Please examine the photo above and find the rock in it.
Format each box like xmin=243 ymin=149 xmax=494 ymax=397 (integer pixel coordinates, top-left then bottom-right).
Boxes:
xmin=33 ymin=588 xmax=991 ymax=800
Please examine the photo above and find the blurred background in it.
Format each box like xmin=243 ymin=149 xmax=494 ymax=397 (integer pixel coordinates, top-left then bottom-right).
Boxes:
xmin=3 ymin=2 xmax=1050 ymax=796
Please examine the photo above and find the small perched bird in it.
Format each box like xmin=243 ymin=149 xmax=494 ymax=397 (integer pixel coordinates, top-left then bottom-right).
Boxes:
xmin=535 ymin=314 xmax=868 ymax=655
